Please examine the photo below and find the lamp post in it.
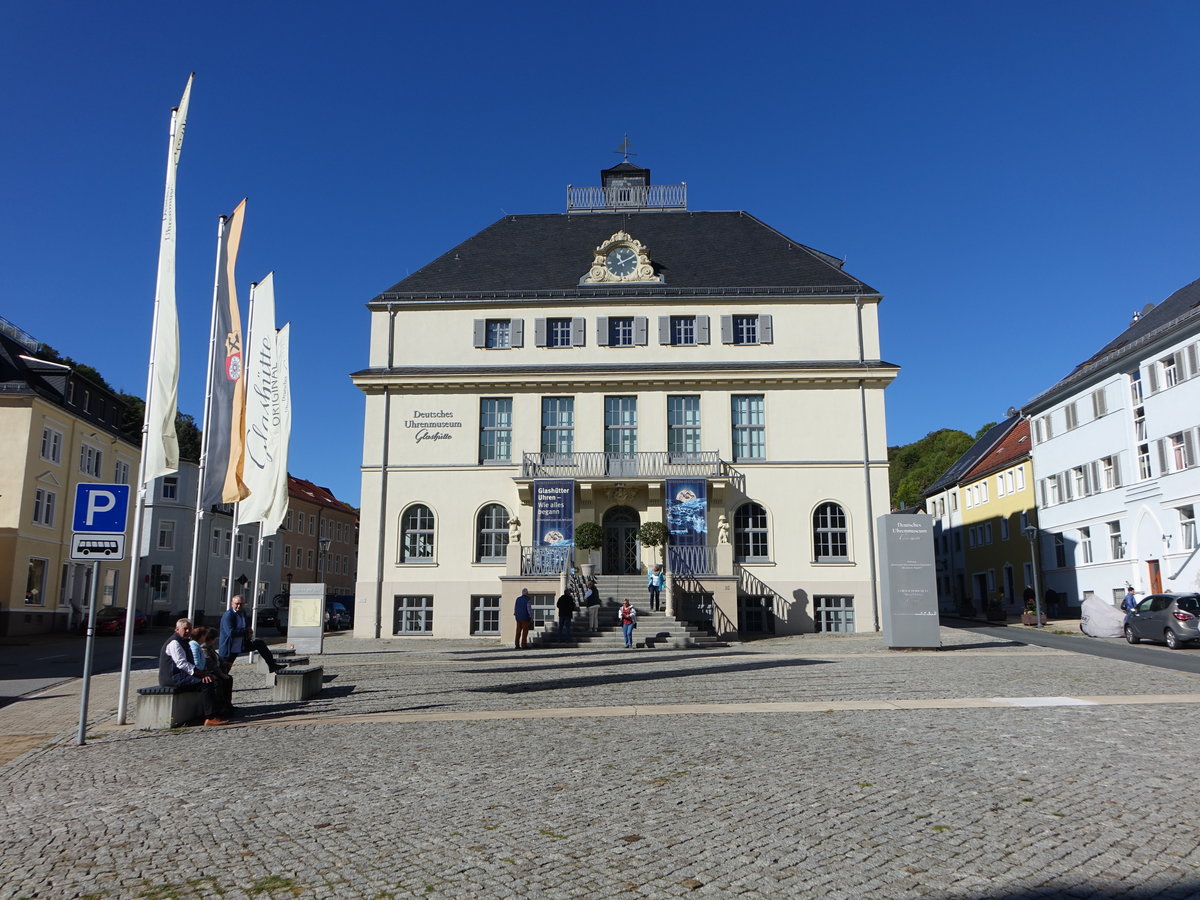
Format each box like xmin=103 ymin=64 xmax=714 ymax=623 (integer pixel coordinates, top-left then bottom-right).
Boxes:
xmin=1022 ymin=525 xmax=1044 ymax=629
xmin=318 ymin=537 xmax=331 ymax=595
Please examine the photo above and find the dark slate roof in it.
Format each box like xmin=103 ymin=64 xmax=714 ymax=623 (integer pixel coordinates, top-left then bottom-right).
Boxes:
xmin=924 ymin=416 xmax=1021 ymax=497
xmin=373 ymin=211 xmax=877 ymax=300
xmin=1024 ymin=275 xmax=1200 ymax=411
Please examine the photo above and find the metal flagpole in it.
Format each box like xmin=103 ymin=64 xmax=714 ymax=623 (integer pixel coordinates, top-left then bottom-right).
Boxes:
xmin=186 ymin=214 xmax=228 ymax=622
xmin=251 ymin=522 xmax=264 ymax=635
xmin=116 ymin=101 xmax=183 ymax=726
xmin=226 ymin=502 xmax=240 ymax=608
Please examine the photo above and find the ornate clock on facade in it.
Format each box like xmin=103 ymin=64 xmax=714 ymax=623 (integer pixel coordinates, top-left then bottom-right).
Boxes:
xmin=581 ymin=231 xmax=664 ymax=284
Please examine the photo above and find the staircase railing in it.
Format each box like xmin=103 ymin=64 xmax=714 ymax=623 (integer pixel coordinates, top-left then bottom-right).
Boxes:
xmin=736 ymin=565 xmax=793 ymax=633
xmin=521 ymin=545 xmax=570 ymax=576
xmin=667 ymin=545 xmax=716 ymax=575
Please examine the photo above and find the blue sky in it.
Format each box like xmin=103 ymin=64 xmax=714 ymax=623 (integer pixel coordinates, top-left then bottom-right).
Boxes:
xmin=4 ymin=2 xmax=1199 ymax=507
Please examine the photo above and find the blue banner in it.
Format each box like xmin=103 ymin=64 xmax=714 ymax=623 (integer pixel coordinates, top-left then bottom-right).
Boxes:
xmin=533 ymin=480 xmax=574 ymax=546
xmin=665 ymin=478 xmax=707 ymax=546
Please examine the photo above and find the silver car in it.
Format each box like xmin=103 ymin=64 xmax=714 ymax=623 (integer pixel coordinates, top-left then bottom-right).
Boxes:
xmin=1124 ymin=593 xmax=1200 ymax=649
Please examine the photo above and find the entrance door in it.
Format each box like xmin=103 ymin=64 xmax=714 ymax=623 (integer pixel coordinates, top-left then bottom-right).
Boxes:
xmin=603 ymin=506 xmax=641 ymax=574
xmin=1147 ymin=560 xmax=1162 ymax=594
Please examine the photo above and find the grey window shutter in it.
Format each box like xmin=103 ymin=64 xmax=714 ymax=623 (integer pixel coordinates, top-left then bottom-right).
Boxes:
xmin=697 ymin=315 xmax=710 ymax=344
xmin=720 ymin=315 xmax=733 ymax=344
xmin=511 ymin=318 xmax=524 ymax=348
xmin=1059 ymin=472 xmax=1070 ymax=501
xmin=1089 ymin=461 xmax=1100 ymax=492
xmin=1158 ymin=438 xmax=1169 ymax=473
xmin=534 ymin=318 xmax=547 ymax=347
xmin=473 ymin=320 xmax=486 ymax=348
xmin=634 ymin=316 xmax=648 ymax=345
xmin=759 ymin=314 xmax=774 ymax=343
xmin=658 ymin=316 xmax=670 ymax=344
xmin=572 ymin=317 xmax=585 ymax=346
xmin=1113 ymin=454 xmax=1122 ymax=487
xmin=1185 ymin=431 xmax=1197 ymax=468
xmin=1147 ymin=364 xmax=1159 ymax=393
xmin=1186 ymin=343 xmax=1199 ymax=378
xmin=596 ymin=317 xmax=609 ymax=346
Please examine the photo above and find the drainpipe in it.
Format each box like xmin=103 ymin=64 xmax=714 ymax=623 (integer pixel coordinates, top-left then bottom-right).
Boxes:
xmin=855 ymin=294 xmax=882 ymax=632
xmin=371 ymin=307 xmax=396 ymax=639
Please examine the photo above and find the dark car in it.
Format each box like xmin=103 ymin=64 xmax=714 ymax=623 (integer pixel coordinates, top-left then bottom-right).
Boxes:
xmin=80 ymin=606 xmax=149 ymax=636
xmin=1124 ymin=593 xmax=1200 ymax=649
xmin=324 ymin=600 xmax=351 ymax=631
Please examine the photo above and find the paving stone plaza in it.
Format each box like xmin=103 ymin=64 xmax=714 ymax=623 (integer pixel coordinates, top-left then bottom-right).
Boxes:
xmin=2 ymin=627 xmax=1199 ymax=899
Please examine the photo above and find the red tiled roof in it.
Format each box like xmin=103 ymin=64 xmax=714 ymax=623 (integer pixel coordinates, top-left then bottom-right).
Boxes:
xmin=287 ymin=474 xmax=358 ymax=515
xmin=961 ymin=419 xmax=1031 ymax=482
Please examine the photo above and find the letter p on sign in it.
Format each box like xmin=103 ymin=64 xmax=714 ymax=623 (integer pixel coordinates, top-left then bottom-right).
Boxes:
xmin=73 ymin=484 xmax=130 ymax=533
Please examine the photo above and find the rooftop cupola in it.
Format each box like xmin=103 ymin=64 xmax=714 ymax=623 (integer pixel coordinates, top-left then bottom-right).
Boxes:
xmin=566 ymin=137 xmax=687 ymax=212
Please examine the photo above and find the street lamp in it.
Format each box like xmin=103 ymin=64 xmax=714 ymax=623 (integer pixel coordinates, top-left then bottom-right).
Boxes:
xmin=318 ymin=537 xmax=331 ymax=593
xmin=1022 ymin=525 xmax=1044 ymax=629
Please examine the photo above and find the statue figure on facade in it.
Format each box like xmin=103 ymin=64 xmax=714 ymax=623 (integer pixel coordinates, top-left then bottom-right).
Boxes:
xmin=508 ymin=515 xmax=521 ymax=544
xmin=717 ymin=514 xmax=730 ymax=545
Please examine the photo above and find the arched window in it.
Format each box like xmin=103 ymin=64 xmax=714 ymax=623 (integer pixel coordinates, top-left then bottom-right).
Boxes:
xmin=734 ymin=502 xmax=769 ymax=561
xmin=400 ymin=504 xmax=435 ymax=562
xmin=813 ymin=502 xmax=848 ymax=562
xmin=476 ymin=504 xmax=510 ymax=562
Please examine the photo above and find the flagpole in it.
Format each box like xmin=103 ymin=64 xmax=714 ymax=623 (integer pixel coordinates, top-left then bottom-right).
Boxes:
xmin=116 ymin=81 xmax=190 ymax=726
xmin=226 ymin=502 xmax=240 ymax=610
xmin=251 ymin=522 xmax=264 ymax=635
xmin=186 ymin=214 xmax=228 ymax=622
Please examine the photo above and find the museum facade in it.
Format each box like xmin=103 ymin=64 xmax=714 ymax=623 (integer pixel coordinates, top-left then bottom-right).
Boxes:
xmin=352 ymin=161 xmax=897 ymax=640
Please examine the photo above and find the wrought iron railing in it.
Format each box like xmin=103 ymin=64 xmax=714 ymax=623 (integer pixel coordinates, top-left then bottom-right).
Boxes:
xmin=521 ymin=545 xmax=571 ymax=576
xmin=667 ymin=545 xmax=717 ymax=575
xmin=566 ymin=183 xmax=687 ymax=212
xmin=521 ymin=451 xmax=724 ymax=479
xmin=737 ymin=565 xmax=792 ymax=631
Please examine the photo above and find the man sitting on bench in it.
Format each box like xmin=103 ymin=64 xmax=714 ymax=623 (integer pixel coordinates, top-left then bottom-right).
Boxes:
xmin=159 ymin=618 xmax=225 ymax=727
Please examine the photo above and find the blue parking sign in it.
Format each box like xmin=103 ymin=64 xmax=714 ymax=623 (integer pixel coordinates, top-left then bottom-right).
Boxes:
xmin=73 ymin=484 xmax=130 ymax=533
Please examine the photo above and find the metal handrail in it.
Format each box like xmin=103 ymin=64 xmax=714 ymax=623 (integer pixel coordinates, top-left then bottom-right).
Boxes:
xmin=566 ymin=183 xmax=687 ymax=212
xmin=521 ymin=450 xmax=724 ymax=479
xmin=668 ymin=545 xmax=717 ymax=575
xmin=521 ymin=545 xmax=570 ymax=576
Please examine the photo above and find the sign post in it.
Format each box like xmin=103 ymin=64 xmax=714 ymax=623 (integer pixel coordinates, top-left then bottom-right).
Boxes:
xmin=72 ymin=484 xmax=130 ymax=745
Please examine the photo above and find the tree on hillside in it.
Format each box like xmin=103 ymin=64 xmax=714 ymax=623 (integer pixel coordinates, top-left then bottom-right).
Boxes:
xmin=888 ymin=428 xmax=976 ymax=509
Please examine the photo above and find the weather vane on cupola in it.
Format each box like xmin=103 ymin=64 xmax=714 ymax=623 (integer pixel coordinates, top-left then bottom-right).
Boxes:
xmin=614 ymin=133 xmax=637 ymax=162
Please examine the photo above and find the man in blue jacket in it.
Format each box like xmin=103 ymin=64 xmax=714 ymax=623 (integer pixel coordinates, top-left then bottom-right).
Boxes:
xmin=219 ymin=595 xmax=288 ymax=673
xmin=514 ymin=588 xmax=533 ymax=650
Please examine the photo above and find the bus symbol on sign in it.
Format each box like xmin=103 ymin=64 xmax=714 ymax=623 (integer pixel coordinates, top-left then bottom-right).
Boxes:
xmin=70 ymin=533 xmax=127 ymax=562
xmin=77 ymin=538 xmax=119 ymax=556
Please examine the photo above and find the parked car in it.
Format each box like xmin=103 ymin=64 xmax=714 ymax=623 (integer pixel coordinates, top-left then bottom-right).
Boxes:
xmin=324 ymin=600 xmax=351 ymax=631
xmin=1124 ymin=593 xmax=1200 ymax=649
xmin=79 ymin=606 xmax=149 ymax=636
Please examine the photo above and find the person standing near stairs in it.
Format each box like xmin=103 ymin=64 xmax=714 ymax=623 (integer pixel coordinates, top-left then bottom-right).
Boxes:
xmin=619 ymin=599 xmax=638 ymax=648
xmin=647 ymin=564 xmax=665 ymax=612
xmin=583 ymin=580 xmax=600 ymax=632
xmin=514 ymin=588 xmax=534 ymax=650
xmin=556 ymin=590 xmax=577 ymax=641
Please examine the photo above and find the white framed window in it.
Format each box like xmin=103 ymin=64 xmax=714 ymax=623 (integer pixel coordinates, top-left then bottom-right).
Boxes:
xmin=1180 ymin=506 xmax=1197 ymax=551
xmin=115 ymin=460 xmax=130 ymax=485
xmin=536 ymin=317 xmax=583 ymax=348
xmin=734 ymin=502 xmax=770 ymax=561
xmin=284 ymin=544 xmax=292 ymax=567
xmin=981 ymin=482 xmax=989 ymax=503
xmin=470 ymin=595 xmax=501 ymax=635
xmin=722 ymin=314 xmax=773 ymax=345
xmin=667 ymin=395 xmax=702 ymax=461
xmin=1005 ymin=470 xmax=1015 ymax=494
xmin=41 ymin=426 xmax=62 ymax=463
xmin=996 ymin=474 xmax=1006 ymax=498
xmin=284 ymin=511 xmax=292 ymax=531
xmin=604 ymin=395 xmax=638 ymax=456
xmin=813 ymin=502 xmax=849 ymax=562
xmin=475 ymin=504 xmax=510 ymax=563
xmin=1079 ymin=527 xmax=1093 ymax=563
xmin=26 ymin=557 xmax=48 ymax=606
xmin=394 ymin=595 xmax=433 ymax=633
xmin=235 ymin=534 xmax=244 ymax=560
xmin=1161 ymin=354 xmax=1179 ymax=388
xmin=541 ymin=396 xmax=574 ymax=459
xmin=1100 ymin=456 xmax=1118 ymax=490
xmin=731 ymin=395 xmax=765 ymax=461
xmin=1072 ymin=466 xmax=1088 ymax=498
xmin=479 ymin=398 xmax=512 ymax=463
xmin=1108 ymin=521 xmax=1123 ymax=559
xmin=485 ymin=319 xmax=511 ymax=349
xmin=1015 ymin=466 xmax=1026 ymax=491
xmin=79 ymin=442 xmax=103 ymax=477
xmin=223 ymin=530 xmax=232 ymax=558
xmin=660 ymin=315 xmax=710 ymax=346
xmin=211 ymin=528 xmax=221 ymax=555
xmin=33 ymin=488 xmax=56 ymax=526
xmin=306 ymin=549 xmax=314 ymax=570
xmin=1129 ymin=370 xmax=1143 ymax=403
xmin=598 ymin=316 xmax=646 ymax=347
xmin=1000 ymin=517 xmax=1009 ymax=541
xmin=265 ymin=540 xmax=274 ymax=565
xmin=161 ymin=477 xmax=178 ymax=500
xmin=1138 ymin=444 xmax=1152 ymax=480
xmin=813 ymin=595 xmax=855 ymax=633
xmin=157 ymin=520 xmax=176 ymax=551
xmin=309 ymin=516 xmax=316 ymax=536
xmin=400 ymin=504 xmax=436 ymax=562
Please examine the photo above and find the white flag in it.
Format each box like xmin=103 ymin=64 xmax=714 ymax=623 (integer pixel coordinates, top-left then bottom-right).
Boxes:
xmin=262 ymin=323 xmax=292 ymax=538
xmin=143 ymin=74 xmax=193 ymax=482
xmin=240 ymin=273 xmax=282 ymax=525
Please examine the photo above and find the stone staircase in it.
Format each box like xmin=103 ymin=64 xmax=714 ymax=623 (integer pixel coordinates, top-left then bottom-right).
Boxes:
xmin=530 ymin=574 xmax=724 ymax=650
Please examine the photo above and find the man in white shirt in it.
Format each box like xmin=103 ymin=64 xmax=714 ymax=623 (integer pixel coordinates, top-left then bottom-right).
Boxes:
xmin=158 ymin=618 xmax=224 ymax=726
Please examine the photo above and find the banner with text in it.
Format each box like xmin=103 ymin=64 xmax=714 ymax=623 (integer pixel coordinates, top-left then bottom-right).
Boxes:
xmin=533 ymin=480 xmax=574 ymax=546
xmin=665 ymin=478 xmax=707 ymax=546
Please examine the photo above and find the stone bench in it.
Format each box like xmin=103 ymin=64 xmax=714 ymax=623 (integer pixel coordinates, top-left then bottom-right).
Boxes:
xmin=136 ymin=685 xmax=207 ymax=729
xmin=271 ymin=665 xmax=324 ymax=702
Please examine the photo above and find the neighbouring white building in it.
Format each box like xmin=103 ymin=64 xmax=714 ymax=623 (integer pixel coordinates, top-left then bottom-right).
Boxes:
xmin=352 ymin=160 xmax=897 ymax=641
xmin=1024 ymin=276 xmax=1200 ymax=610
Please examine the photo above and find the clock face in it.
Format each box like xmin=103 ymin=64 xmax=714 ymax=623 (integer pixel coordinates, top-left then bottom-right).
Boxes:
xmin=605 ymin=246 xmax=638 ymax=277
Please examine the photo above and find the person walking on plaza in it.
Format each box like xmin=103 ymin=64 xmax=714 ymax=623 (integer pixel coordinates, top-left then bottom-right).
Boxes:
xmin=1122 ymin=586 xmax=1138 ymax=615
xmin=159 ymin=618 xmax=223 ymax=726
xmin=619 ymin=599 xmax=637 ymax=649
xmin=583 ymin=579 xmax=601 ymax=632
xmin=219 ymin=595 xmax=288 ymax=674
xmin=647 ymin=564 xmax=665 ymax=612
xmin=556 ymin=590 xmax=577 ymax=641
xmin=514 ymin=588 xmax=534 ymax=650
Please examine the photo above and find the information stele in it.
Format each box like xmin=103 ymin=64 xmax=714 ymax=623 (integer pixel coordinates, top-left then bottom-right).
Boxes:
xmin=876 ymin=513 xmax=940 ymax=649
xmin=287 ymin=583 xmax=325 ymax=654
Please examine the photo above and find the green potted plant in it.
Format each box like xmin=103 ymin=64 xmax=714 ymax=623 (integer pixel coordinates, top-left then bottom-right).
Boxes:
xmin=636 ymin=521 xmax=669 ymax=569
xmin=574 ymin=521 xmax=603 ymax=576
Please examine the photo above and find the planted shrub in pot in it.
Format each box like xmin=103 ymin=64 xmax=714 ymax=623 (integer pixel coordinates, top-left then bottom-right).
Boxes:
xmin=575 ymin=521 xmax=603 ymax=575
xmin=637 ymin=521 xmax=669 ymax=567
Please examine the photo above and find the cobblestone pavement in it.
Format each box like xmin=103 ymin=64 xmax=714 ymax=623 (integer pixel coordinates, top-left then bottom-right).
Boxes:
xmin=2 ymin=628 xmax=1199 ymax=899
